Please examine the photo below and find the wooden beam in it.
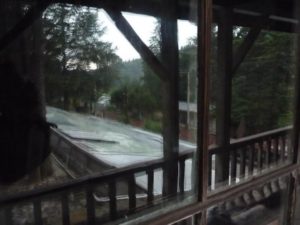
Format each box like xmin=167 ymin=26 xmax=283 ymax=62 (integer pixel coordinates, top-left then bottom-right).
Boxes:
xmin=233 ymin=12 xmax=297 ymax=33
xmin=160 ymin=0 xmax=180 ymax=196
xmin=54 ymin=0 xmax=162 ymax=18
xmin=212 ymin=5 xmax=298 ymax=34
xmin=54 ymin=0 xmax=298 ymax=33
xmin=0 ymin=2 xmax=49 ymax=52
xmin=105 ymin=9 xmax=168 ymax=81
xmin=53 ymin=0 xmax=196 ymax=22
xmin=215 ymin=6 xmax=233 ymax=184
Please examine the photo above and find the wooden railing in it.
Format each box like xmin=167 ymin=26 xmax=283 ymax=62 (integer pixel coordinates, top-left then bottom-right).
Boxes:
xmin=0 ymin=147 xmax=194 ymax=225
xmin=208 ymin=126 xmax=293 ymax=189
xmin=0 ymin=126 xmax=294 ymax=224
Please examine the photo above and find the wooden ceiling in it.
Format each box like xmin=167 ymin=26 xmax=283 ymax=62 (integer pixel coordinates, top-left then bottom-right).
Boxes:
xmin=8 ymin=0 xmax=300 ymax=33
xmin=47 ymin=0 xmax=297 ymax=32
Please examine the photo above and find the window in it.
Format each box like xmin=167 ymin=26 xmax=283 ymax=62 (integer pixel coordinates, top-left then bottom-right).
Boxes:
xmin=0 ymin=0 xmax=299 ymax=225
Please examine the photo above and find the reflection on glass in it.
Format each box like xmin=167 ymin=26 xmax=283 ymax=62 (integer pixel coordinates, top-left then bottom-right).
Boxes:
xmin=209 ymin=4 xmax=296 ymax=190
xmin=178 ymin=21 xmax=197 ymax=143
xmin=208 ymin=177 xmax=289 ymax=225
xmin=0 ymin=0 xmax=198 ymax=224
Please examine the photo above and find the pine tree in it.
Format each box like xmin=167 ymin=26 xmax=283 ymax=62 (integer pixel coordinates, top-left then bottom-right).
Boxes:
xmin=43 ymin=4 xmax=120 ymax=111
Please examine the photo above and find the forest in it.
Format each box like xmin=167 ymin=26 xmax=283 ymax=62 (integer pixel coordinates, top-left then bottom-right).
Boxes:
xmin=42 ymin=4 xmax=295 ymax=137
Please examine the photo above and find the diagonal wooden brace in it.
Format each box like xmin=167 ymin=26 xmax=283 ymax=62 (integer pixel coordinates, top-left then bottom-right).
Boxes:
xmin=232 ymin=14 xmax=270 ymax=75
xmin=105 ymin=9 xmax=169 ymax=81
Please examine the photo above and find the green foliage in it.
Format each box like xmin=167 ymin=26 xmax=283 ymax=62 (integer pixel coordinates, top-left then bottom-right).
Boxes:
xmin=198 ymin=25 xmax=295 ymax=136
xmin=116 ymin=59 xmax=144 ymax=83
xmin=277 ymin=111 xmax=293 ymax=127
xmin=142 ymin=63 xmax=162 ymax=110
xmin=110 ymin=83 xmax=128 ymax=117
xmin=141 ymin=21 xmax=162 ymax=112
xmin=179 ymin=43 xmax=197 ymax=101
xmin=43 ymin=4 xmax=120 ymax=111
xmin=144 ymin=119 xmax=162 ymax=133
xmin=110 ymin=81 xmax=157 ymax=121
xmin=143 ymin=19 xmax=197 ymax=107
xmin=231 ymin=29 xmax=296 ymax=134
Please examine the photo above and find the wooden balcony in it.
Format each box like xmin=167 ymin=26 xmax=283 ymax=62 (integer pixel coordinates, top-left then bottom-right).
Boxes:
xmin=0 ymin=126 xmax=293 ymax=225
xmin=209 ymin=126 xmax=292 ymax=190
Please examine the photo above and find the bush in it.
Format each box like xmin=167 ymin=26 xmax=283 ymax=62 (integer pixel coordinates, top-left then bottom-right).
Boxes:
xmin=144 ymin=119 xmax=162 ymax=133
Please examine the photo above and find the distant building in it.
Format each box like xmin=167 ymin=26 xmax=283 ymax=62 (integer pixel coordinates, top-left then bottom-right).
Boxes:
xmin=95 ymin=94 xmax=111 ymax=117
xmin=179 ymin=101 xmax=216 ymax=145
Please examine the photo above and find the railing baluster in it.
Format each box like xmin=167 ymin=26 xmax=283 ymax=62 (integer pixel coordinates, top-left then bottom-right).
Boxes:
xmin=86 ymin=185 xmax=95 ymax=225
xmin=266 ymin=138 xmax=271 ymax=167
xmin=208 ymin=154 xmax=212 ymax=189
xmin=287 ymin=134 xmax=292 ymax=162
xmin=33 ymin=199 xmax=42 ymax=225
xmin=179 ymin=159 xmax=185 ymax=194
xmin=248 ymin=145 xmax=254 ymax=175
xmin=4 ymin=207 xmax=13 ymax=225
xmin=240 ymin=148 xmax=246 ymax=178
xmin=261 ymin=141 xmax=266 ymax=169
xmin=230 ymin=149 xmax=237 ymax=184
xmin=146 ymin=169 xmax=154 ymax=204
xmin=128 ymin=174 xmax=136 ymax=213
xmin=257 ymin=142 xmax=263 ymax=171
xmin=281 ymin=136 xmax=286 ymax=162
xmin=274 ymin=138 xmax=279 ymax=163
xmin=61 ymin=192 xmax=70 ymax=225
xmin=190 ymin=156 xmax=196 ymax=193
xmin=109 ymin=180 xmax=117 ymax=220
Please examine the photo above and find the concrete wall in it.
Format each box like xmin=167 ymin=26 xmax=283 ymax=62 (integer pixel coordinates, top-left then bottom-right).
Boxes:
xmin=50 ymin=129 xmax=113 ymax=177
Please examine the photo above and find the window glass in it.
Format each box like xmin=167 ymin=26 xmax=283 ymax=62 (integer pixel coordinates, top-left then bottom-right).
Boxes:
xmin=207 ymin=176 xmax=290 ymax=225
xmin=209 ymin=1 xmax=296 ymax=191
xmin=0 ymin=0 xmax=199 ymax=224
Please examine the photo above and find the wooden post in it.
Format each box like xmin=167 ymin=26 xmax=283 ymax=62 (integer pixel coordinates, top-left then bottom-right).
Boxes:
xmin=197 ymin=0 xmax=212 ymax=223
xmin=283 ymin=174 xmax=297 ymax=225
xmin=86 ymin=185 xmax=96 ymax=225
xmin=215 ymin=6 xmax=233 ymax=185
xmin=146 ymin=169 xmax=154 ymax=204
xmin=128 ymin=174 xmax=136 ymax=212
xmin=161 ymin=0 xmax=180 ymax=197
xmin=109 ymin=180 xmax=117 ymax=220
xmin=61 ymin=192 xmax=70 ymax=225
xmin=292 ymin=1 xmax=300 ymax=165
xmin=33 ymin=199 xmax=43 ymax=225
xmin=284 ymin=3 xmax=300 ymax=225
xmin=4 ymin=207 xmax=13 ymax=225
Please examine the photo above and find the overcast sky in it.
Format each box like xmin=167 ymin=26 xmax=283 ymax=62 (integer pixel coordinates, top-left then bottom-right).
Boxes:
xmin=98 ymin=10 xmax=197 ymax=61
